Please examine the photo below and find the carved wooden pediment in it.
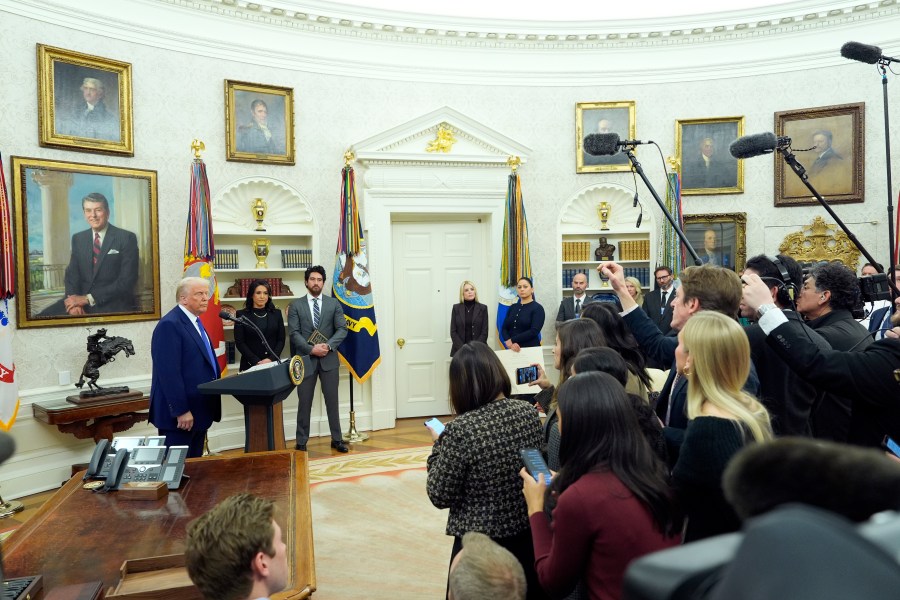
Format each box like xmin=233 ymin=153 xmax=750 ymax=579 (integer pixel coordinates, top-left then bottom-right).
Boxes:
xmin=778 ymin=216 xmax=859 ymax=269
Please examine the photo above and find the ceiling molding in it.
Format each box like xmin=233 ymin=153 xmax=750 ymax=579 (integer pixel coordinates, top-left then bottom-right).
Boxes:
xmin=4 ymin=0 xmax=900 ymax=85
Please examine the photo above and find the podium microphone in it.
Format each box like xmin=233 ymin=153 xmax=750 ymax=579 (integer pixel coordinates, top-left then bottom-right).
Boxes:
xmin=841 ymin=41 xmax=898 ymax=64
xmin=584 ymin=133 xmax=652 ymax=156
xmin=218 ymin=310 xmax=282 ymax=365
xmin=729 ymin=132 xmax=791 ymax=159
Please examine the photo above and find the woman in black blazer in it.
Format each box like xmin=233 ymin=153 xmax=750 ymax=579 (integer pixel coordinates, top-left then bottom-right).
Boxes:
xmin=450 ymin=281 xmax=488 ymax=356
xmin=234 ymin=279 xmax=285 ymax=371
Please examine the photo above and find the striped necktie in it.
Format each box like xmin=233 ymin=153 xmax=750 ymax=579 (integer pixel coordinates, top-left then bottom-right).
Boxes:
xmin=93 ymin=232 xmax=101 ymax=268
xmin=313 ymin=297 xmax=320 ymax=329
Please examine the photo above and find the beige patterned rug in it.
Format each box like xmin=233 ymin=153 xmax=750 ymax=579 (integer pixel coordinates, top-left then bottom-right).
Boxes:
xmin=308 ymin=446 xmax=452 ymax=599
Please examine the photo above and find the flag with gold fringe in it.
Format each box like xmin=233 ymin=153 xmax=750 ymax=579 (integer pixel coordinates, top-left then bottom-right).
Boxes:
xmin=332 ymin=165 xmax=381 ymax=383
xmin=662 ymin=171 xmax=685 ymax=276
xmin=0 ymin=152 xmax=19 ymax=430
xmin=183 ymin=155 xmax=226 ymax=373
xmin=497 ymin=172 xmax=533 ymax=345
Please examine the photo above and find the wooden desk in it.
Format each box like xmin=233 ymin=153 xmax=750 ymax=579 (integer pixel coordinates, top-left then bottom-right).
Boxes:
xmin=3 ymin=451 xmax=316 ymax=599
xmin=32 ymin=395 xmax=150 ymax=442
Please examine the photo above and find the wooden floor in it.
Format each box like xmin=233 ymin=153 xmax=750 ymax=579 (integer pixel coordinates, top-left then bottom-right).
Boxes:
xmin=0 ymin=418 xmax=434 ymax=531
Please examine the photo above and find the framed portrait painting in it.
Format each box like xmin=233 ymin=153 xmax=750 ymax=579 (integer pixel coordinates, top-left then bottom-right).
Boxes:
xmin=576 ymin=101 xmax=636 ymax=173
xmin=11 ymin=157 xmax=160 ymax=329
xmin=225 ymin=80 xmax=295 ymax=165
xmin=676 ymin=117 xmax=744 ymax=195
xmin=37 ymin=45 xmax=134 ymax=156
xmin=774 ymin=103 xmax=865 ymax=206
xmin=682 ymin=213 xmax=747 ymax=272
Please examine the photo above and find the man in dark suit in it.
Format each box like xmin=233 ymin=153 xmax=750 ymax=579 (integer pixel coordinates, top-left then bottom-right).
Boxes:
xmin=287 ymin=265 xmax=348 ymax=452
xmin=642 ymin=266 xmax=675 ymax=336
xmin=868 ymin=266 xmax=900 ymax=340
xmin=149 ymin=277 xmax=222 ymax=457
xmin=58 ymin=77 xmax=119 ymax=141
xmin=682 ymin=137 xmax=737 ymax=190
xmin=556 ymin=272 xmax=592 ymax=323
xmin=809 ymin=130 xmax=843 ymax=176
xmin=39 ymin=192 xmax=139 ymax=317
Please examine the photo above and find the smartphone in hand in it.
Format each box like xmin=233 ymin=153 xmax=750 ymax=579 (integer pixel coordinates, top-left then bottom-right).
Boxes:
xmin=516 ymin=365 xmax=539 ymax=385
xmin=520 ymin=448 xmax=552 ymax=485
xmin=424 ymin=417 xmax=445 ymax=435
xmin=883 ymin=435 xmax=900 ymax=459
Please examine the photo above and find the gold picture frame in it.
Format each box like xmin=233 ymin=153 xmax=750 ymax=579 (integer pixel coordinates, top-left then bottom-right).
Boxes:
xmin=774 ymin=102 xmax=865 ymax=207
xmin=676 ymin=116 xmax=744 ymax=195
xmin=37 ymin=44 xmax=134 ymax=156
xmin=225 ymin=80 xmax=295 ymax=165
xmin=682 ymin=212 xmax=747 ymax=272
xmin=576 ymin=101 xmax=636 ymax=173
xmin=11 ymin=157 xmax=160 ymax=328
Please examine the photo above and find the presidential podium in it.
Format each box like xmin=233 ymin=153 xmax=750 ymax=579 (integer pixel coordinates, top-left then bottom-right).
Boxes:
xmin=199 ymin=358 xmax=309 ymax=453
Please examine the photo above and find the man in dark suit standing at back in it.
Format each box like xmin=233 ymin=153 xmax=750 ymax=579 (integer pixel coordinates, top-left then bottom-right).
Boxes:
xmin=556 ymin=272 xmax=592 ymax=323
xmin=642 ymin=266 xmax=675 ymax=336
xmin=149 ymin=277 xmax=222 ymax=457
xmin=288 ymin=266 xmax=348 ymax=453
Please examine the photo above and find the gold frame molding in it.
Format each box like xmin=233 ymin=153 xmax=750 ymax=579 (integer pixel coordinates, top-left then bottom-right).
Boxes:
xmin=675 ymin=116 xmax=744 ymax=196
xmin=778 ymin=216 xmax=860 ymax=269
xmin=225 ymin=80 xmax=296 ymax=165
xmin=37 ymin=45 xmax=134 ymax=156
xmin=682 ymin=212 xmax=747 ymax=272
xmin=774 ymin=102 xmax=865 ymax=207
xmin=11 ymin=157 xmax=161 ymax=329
xmin=576 ymin=101 xmax=636 ymax=174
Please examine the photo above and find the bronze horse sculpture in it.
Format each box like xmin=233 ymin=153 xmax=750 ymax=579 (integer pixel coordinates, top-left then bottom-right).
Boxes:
xmin=75 ymin=328 xmax=135 ymax=392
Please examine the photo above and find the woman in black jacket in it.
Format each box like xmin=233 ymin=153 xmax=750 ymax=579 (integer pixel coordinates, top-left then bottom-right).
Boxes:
xmin=450 ymin=280 xmax=488 ymax=356
xmin=234 ymin=279 xmax=285 ymax=371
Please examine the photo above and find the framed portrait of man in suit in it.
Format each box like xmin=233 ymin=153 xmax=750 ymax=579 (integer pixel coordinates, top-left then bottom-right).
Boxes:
xmin=683 ymin=213 xmax=747 ymax=273
xmin=37 ymin=45 xmax=134 ymax=156
xmin=225 ymin=80 xmax=296 ymax=165
xmin=676 ymin=116 xmax=744 ymax=195
xmin=774 ymin=103 xmax=865 ymax=207
xmin=11 ymin=157 xmax=160 ymax=328
xmin=576 ymin=101 xmax=636 ymax=173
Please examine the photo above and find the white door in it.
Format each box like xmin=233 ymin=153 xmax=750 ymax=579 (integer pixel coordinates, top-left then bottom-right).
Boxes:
xmin=393 ymin=219 xmax=489 ymax=418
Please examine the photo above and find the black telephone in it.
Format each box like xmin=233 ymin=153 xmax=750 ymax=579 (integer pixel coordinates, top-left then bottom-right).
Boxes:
xmin=84 ymin=439 xmax=110 ymax=480
xmin=101 ymin=448 xmax=130 ymax=492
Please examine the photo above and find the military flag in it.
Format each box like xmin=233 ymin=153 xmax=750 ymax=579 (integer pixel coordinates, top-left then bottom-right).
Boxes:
xmin=497 ymin=172 xmax=533 ymax=344
xmin=0 ymin=153 xmax=19 ymax=430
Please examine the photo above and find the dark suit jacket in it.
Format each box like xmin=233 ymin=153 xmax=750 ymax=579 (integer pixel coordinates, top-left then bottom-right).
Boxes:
xmin=64 ymin=224 xmax=139 ymax=313
xmin=287 ymin=294 xmax=347 ymax=371
xmin=682 ymin=154 xmax=737 ymax=189
xmin=555 ymin=295 xmax=593 ymax=322
xmin=641 ymin=287 xmax=675 ymax=335
xmin=450 ymin=302 xmax=488 ymax=356
xmin=766 ymin=318 xmax=900 ymax=446
xmin=149 ymin=306 xmax=222 ymax=432
xmin=868 ymin=305 xmax=895 ymax=339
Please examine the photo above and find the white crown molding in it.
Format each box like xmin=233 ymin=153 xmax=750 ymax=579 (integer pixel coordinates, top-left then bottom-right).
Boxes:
xmin=4 ymin=0 xmax=900 ymax=84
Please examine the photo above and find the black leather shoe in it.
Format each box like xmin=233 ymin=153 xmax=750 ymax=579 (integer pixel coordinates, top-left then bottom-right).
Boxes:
xmin=295 ymin=444 xmax=307 ymax=451
xmin=331 ymin=439 xmax=349 ymax=453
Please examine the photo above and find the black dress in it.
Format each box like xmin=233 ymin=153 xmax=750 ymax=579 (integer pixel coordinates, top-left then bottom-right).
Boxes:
xmin=234 ymin=308 xmax=286 ymax=371
xmin=500 ymin=300 xmax=545 ymax=348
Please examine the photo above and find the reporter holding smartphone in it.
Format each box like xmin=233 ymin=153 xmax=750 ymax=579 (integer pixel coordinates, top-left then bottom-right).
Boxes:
xmin=450 ymin=281 xmax=488 ymax=357
xmin=520 ymin=373 xmax=681 ymax=600
xmin=426 ymin=342 xmax=546 ymax=599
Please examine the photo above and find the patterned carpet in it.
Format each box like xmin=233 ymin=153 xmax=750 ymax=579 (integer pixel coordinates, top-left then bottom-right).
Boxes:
xmin=308 ymin=446 xmax=452 ymax=599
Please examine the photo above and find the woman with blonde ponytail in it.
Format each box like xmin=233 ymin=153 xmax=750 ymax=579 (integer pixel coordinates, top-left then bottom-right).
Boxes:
xmin=672 ymin=311 xmax=772 ymax=542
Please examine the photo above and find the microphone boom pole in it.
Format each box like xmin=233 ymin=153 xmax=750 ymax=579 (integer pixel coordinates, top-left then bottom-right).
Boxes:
xmin=621 ymin=147 xmax=703 ymax=266
xmin=878 ymin=62 xmax=897 ymax=299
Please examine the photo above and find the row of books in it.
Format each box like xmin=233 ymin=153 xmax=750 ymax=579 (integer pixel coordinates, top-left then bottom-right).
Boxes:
xmin=562 ymin=241 xmax=593 ymax=262
xmin=618 ymin=240 xmax=650 ymax=261
xmin=623 ymin=267 xmax=651 ymax=287
xmin=281 ymin=249 xmax=313 ymax=269
xmin=213 ymin=249 xmax=240 ymax=269
xmin=224 ymin=277 xmax=289 ymax=298
xmin=562 ymin=269 xmax=590 ymax=288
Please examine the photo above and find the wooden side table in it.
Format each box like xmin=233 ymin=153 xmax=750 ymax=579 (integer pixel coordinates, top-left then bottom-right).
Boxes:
xmin=32 ymin=395 xmax=150 ymax=442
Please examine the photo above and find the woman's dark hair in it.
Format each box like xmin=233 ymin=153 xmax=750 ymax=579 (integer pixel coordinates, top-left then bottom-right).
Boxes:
xmin=548 ymin=372 xmax=681 ymax=536
xmin=243 ymin=279 xmax=276 ymax=312
xmin=580 ymin=302 xmax=652 ymax=390
xmin=571 ymin=347 xmax=628 ymax=384
xmin=449 ymin=341 xmax=511 ymax=415
xmin=556 ymin=319 xmax=606 ymax=378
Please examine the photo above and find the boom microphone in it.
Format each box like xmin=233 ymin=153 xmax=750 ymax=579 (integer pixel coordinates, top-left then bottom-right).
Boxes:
xmin=583 ymin=133 xmax=652 ymax=156
xmin=729 ymin=132 xmax=791 ymax=159
xmin=219 ymin=310 xmax=238 ymax=322
xmin=841 ymin=41 xmax=897 ymax=64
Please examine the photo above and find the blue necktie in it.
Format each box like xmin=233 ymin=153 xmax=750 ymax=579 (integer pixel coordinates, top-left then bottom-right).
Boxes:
xmin=313 ymin=298 xmax=320 ymax=329
xmin=196 ymin=318 xmax=217 ymax=368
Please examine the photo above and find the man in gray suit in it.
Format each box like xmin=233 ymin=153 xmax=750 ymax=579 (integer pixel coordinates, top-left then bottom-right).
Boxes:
xmin=287 ymin=266 xmax=348 ymax=452
xmin=556 ymin=272 xmax=592 ymax=323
